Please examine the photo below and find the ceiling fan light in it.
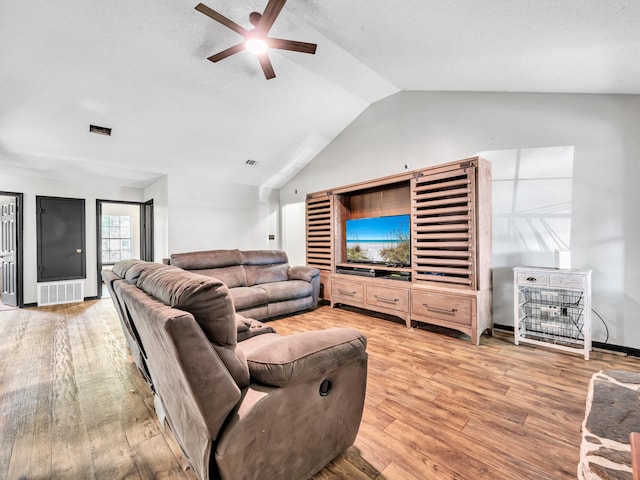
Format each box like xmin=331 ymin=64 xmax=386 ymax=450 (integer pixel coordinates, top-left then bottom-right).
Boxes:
xmin=245 ymin=38 xmax=268 ymax=55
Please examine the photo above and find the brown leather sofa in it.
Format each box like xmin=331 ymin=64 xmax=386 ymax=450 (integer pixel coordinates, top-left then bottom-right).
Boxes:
xmin=165 ymin=249 xmax=320 ymax=321
xmin=103 ymin=259 xmax=368 ymax=480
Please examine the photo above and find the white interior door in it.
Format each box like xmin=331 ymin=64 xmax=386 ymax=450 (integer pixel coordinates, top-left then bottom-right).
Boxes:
xmin=1 ymin=196 xmax=18 ymax=306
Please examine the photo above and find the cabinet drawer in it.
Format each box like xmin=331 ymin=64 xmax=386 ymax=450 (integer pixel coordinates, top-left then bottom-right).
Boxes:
xmin=549 ymin=274 xmax=585 ymax=289
xmin=366 ymin=285 xmax=409 ymax=313
xmin=412 ymin=291 xmax=472 ymax=326
xmin=332 ymin=279 xmax=364 ymax=303
xmin=516 ymin=272 xmax=549 ymax=286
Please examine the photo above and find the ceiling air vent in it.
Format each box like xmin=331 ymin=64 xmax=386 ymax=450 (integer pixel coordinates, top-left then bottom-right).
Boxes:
xmin=245 ymin=159 xmax=258 ymax=166
xmin=89 ymin=124 xmax=112 ymax=136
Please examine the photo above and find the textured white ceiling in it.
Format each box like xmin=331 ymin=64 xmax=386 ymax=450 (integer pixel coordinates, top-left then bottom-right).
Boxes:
xmin=1 ymin=0 xmax=638 ymax=189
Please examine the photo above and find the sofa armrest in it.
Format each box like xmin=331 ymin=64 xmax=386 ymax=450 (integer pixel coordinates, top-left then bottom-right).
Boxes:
xmin=246 ymin=328 xmax=366 ymax=387
xmin=288 ymin=266 xmax=321 ymax=307
xmin=235 ymin=314 xmax=253 ymax=333
xmin=288 ymin=265 xmax=320 ymax=283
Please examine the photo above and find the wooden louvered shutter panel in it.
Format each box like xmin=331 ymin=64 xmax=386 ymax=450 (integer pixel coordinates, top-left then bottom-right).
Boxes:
xmin=305 ymin=194 xmax=333 ymax=271
xmin=411 ymin=164 xmax=477 ymax=289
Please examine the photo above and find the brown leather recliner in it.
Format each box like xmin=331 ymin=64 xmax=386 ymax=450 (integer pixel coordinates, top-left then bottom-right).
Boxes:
xmin=103 ymin=260 xmax=368 ymax=480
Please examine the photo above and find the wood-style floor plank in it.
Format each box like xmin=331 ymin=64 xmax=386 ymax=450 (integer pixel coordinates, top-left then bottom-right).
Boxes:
xmin=1 ymin=300 xmax=639 ymax=479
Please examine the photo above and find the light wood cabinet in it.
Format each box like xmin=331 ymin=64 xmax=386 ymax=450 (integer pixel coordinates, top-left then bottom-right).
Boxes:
xmin=330 ymin=276 xmax=411 ymax=325
xmin=411 ymin=290 xmax=472 ymax=326
xmin=412 ymin=163 xmax=477 ymax=287
xmin=366 ymin=284 xmax=410 ymax=315
xmin=410 ymin=287 xmax=491 ymax=345
xmin=305 ymin=194 xmax=333 ymax=270
xmin=514 ymin=266 xmax=591 ymax=359
xmin=332 ymin=278 xmax=365 ymax=304
xmin=305 ymin=157 xmax=492 ymax=344
xmin=305 ymin=194 xmax=334 ymax=301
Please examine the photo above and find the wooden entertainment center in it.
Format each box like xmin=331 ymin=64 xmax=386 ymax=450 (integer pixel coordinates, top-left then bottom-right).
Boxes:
xmin=305 ymin=156 xmax=492 ymax=344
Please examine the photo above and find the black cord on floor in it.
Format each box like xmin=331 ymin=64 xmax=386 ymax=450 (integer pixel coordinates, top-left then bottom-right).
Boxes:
xmin=592 ymin=308 xmax=609 ymax=344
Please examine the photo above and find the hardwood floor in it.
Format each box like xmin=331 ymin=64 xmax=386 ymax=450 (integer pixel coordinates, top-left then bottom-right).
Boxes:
xmin=1 ymin=300 xmax=638 ymax=479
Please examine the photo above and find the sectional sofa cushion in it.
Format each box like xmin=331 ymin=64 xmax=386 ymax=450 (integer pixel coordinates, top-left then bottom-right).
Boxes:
xmin=258 ymin=281 xmax=311 ymax=303
xmin=171 ymin=249 xmax=243 ymax=269
xmin=245 ymin=328 xmax=367 ymax=387
xmin=137 ymin=265 xmax=235 ymax=346
xmin=230 ymin=286 xmax=269 ymax=310
xmin=135 ymin=264 xmax=249 ymax=387
xmin=244 ymin=263 xmax=289 ymax=286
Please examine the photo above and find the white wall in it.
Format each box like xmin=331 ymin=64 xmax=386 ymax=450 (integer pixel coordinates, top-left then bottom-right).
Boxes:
xmin=280 ymin=91 xmax=640 ymax=349
xmin=0 ymin=173 xmax=144 ymax=304
xmin=144 ymin=175 xmax=169 ymax=263
xmin=281 ymin=201 xmax=306 ymax=267
xmin=164 ymin=175 xmax=280 ymax=256
xmin=0 ymin=171 xmax=282 ymax=303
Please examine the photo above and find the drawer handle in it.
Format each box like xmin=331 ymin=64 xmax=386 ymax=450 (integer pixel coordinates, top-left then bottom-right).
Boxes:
xmin=338 ymin=289 xmax=357 ymax=296
xmin=423 ymin=304 xmax=458 ymax=315
xmin=374 ymin=295 xmax=399 ymax=304
xmin=526 ymin=277 xmax=537 ymax=282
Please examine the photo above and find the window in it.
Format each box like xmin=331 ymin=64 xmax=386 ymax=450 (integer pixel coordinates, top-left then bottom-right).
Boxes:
xmin=102 ymin=215 xmax=133 ymax=264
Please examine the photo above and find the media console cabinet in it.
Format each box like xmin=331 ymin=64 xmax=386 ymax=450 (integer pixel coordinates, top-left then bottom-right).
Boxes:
xmin=306 ymin=157 xmax=492 ymax=345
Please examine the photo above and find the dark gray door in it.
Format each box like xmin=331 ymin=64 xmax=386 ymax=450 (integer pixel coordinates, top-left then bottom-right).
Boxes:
xmin=1 ymin=196 xmax=18 ymax=305
xmin=37 ymin=196 xmax=86 ymax=282
xmin=141 ymin=200 xmax=154 ymax=261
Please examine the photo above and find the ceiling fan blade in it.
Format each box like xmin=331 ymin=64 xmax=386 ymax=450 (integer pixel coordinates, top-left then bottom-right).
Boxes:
xmin=256 ymin=0 xmax=286 ymax=35
xmin=258 ymin=53 xmax=276 ymax=79
xmin=268 ymin=38 xmax=317 ymax=55
xmin=207 ymin=43 xmax=245 ymax=62
xmin=195 ymin=3 xmax=248 ymax=36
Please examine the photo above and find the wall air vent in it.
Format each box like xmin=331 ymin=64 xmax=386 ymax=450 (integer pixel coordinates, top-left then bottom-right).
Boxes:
xmin=37 ymin=281 xmax=84 ymax=306
xmin=245 ymin=159 xmax=258 ymax=166
xmin=89 ymin=124 xmax=112 ymax=136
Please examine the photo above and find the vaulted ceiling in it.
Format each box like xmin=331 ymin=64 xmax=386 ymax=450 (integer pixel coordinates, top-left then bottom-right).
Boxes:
xmin=1 ymin=0 xmax=639 ymax=189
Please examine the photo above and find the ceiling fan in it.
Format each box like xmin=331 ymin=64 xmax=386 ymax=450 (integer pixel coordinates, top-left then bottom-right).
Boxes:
xmin=195 ymin=0 xmax=317 ymax=80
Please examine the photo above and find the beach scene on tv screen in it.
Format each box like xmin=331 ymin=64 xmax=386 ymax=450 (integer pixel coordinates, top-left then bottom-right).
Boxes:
xmin=346 ymin=214 xmax=411 ymax=266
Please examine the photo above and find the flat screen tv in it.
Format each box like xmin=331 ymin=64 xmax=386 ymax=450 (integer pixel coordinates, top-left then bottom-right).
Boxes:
xmin=346 ymin=214 xmax=411 ymax=266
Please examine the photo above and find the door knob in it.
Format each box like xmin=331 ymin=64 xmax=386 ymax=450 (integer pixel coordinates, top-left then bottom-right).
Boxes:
xmin=76 ymin=249 xmax=82 ymax=253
